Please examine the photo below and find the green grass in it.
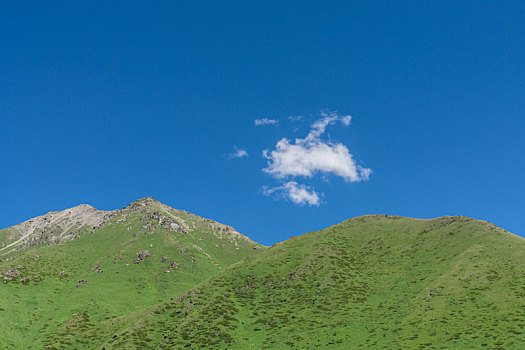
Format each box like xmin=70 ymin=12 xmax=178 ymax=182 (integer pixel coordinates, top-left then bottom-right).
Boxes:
xmin=98 ymin=215 xmax=525 ymax=349
xmin=0 ymin=227 xmax=17 ymax=249
xmin=1 ymin=210 xmax=524 ymax=349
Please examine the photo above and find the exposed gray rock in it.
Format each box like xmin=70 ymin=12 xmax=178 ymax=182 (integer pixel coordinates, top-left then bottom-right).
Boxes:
xmin=94 ymin=264 xmax=103 ymax=274
xmin=76 ymin=280 xmax=88 ymax=288
xmin=1 ymin=204 xmax=113 ymax=254
xmin=142 ymin=212 xmax=188 ymax=235
xmin=2 ymin=268 xmax=20 ymax=282
xmin=134 ymin=250 xmax=150 ymax=264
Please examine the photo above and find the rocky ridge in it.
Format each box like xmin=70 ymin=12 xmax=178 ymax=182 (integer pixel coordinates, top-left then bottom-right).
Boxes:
xmin=0 ymin=204 xmax=112 ymax=255
xmin=0 ymin=197 xmax=262 ymax=255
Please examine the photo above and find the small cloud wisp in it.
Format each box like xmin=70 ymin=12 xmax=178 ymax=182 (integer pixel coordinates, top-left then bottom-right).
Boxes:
xmin=254 ymin=118 xmax=279 ymax=126
xmin=229 ymin=147 xmax=249 ymax=159
xmin=263 ymin=181 xmax=320 ymax=206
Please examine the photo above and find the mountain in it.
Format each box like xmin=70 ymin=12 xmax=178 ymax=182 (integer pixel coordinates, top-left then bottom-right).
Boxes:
xmin=0 ymin=202 xmax=523 ymax=349
xmin=0 ymin=197 xmax=263 ymax=348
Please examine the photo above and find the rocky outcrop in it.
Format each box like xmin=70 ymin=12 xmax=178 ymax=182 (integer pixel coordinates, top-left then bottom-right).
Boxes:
xmin=3 ymin=268 xmax=19 ymax=279
xmin=76 ymin=280 xmax=88 ymax=288
xmin=142 ymin=212 xmax=188 ymax=234
xmin=134 ymin=250 xmax=150 ymax=264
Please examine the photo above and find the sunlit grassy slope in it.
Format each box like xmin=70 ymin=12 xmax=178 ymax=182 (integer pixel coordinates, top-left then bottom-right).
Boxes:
xmin=98 ymin=215 xmax=524 ymax=349
xmin=0 ymin=198 xmax=263 ymax=348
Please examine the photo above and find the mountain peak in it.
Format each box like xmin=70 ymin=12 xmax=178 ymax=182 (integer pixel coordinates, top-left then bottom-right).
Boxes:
xmin=135 ymin=196 xmax=157 ymax=202
xmin=129 ymin=196 xmax=159 ymax=206
xmin=116 ymin=197 xmax=162 ymax=212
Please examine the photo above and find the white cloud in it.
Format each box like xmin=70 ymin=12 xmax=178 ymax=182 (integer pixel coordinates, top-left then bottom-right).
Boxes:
xmin=263 ymin=112 xmax=370 ymax=182
xmin=254 ymin=118 xmax=279 ymax=126
xmin=229 ymin=147 xmax=248 ymax=159
xmin=258 ymin=110 xmax=370 ymax=206
xmin=263 ymin=181 xmax=320 ymax=206
xmin=340 ymin=115 xmax=352 ymax=126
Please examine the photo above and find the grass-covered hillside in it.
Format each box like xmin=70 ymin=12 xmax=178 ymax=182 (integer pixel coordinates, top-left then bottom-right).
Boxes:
xmin=98 ymin=215 xmax=524 ymax=349
xmin=1 ymin=203 xmax=524 ymax=349
xmin=0 ymin=198 xmax=264 ymax=348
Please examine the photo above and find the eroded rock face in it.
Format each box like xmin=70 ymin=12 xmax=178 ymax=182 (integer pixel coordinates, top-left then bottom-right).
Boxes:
xmin=1 ymin=204 xmax=112 ymax=254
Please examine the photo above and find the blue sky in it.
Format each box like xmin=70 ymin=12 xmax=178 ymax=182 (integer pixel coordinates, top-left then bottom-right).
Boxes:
xmin=1 ymin=1 xmax=524 ymax=244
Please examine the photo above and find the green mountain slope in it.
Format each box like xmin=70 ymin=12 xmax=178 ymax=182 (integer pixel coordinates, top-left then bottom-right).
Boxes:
xmin=0 ymin=198 xmax=263 ymax=348
xmin=97 ymin=215 xmax=524 ymax=349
